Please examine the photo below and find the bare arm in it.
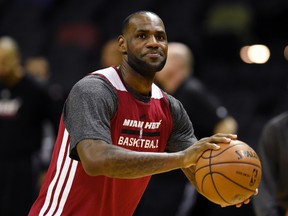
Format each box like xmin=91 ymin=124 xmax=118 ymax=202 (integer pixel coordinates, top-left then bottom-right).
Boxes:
xmin=77 ymin=139 xmax=182 ymax=178
xmin=76 ymin=134 xmax=233 ymax=179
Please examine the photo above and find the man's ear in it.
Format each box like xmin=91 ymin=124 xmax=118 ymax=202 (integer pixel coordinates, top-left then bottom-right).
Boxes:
xmin=118 ymin=36 xmax=127 ymax=54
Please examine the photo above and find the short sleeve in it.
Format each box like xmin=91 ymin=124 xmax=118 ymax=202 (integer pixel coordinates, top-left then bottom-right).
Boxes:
xmin=63 ymin=75 xmax=118 ymax=160
xmin=164 ymin=93 xmax=197 ymax=152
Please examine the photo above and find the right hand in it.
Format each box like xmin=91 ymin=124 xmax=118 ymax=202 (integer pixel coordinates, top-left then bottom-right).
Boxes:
xmin=181 ymin=133 xmax=237 ymax=168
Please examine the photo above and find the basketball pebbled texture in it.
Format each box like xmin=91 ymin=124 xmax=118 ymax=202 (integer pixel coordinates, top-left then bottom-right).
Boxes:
xmin=195 ymin=140 xmax=262 ymax=207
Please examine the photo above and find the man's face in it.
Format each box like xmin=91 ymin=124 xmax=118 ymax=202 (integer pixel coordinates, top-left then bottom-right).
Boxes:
xmin=122 ymin=13 xmax=168 ymax=78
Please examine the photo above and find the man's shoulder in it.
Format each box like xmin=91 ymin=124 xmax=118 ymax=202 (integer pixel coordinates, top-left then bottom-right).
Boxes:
xmin=77 ymin=68 xmax=115 ymax=87
xmin=70 ymin=70 xmax=116 ymax=99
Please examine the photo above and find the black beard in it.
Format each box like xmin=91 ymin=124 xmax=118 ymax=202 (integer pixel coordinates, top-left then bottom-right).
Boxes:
xmin=127 ymin=51 xmax=166 ymax=78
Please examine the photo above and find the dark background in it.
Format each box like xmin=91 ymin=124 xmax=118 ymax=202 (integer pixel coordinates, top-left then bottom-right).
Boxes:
xmin=1 ymin=0 xmax=287 ymax=215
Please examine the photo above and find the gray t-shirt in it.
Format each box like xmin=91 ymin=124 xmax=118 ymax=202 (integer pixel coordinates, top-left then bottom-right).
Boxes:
xmin=63 ymin=74 xmax=197 ymax=160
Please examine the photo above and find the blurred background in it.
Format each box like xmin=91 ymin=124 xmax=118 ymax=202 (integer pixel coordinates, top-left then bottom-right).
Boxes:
xmin=0 ymin=0 xmax=287 ymax=215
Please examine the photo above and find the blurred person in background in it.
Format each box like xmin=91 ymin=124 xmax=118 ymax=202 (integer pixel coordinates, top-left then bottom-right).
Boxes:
xmin=0 ymin=36 xmax=59 ymax=215
xmin=253 ymin=111 xmax=288 ymax=216
xmin=100 ymin=37 xmax=122 ymax=68
xmin=25 ymin=56 xmax=65 ymax=113
xmin=24 ymin=56 xmax=64 ymax=190
xmin=25 ymin=57 xmax=50 ymax=82
xmin=135 ymin=42 xmax=238 ymax=216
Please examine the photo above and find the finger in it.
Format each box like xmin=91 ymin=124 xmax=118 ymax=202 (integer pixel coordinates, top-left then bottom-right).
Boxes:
xmin=235 ymin=203 xmax=242 ymax=208
xmin=208 ymin=136 xmax=232 ymax=144
xmin=194 ymin=143 xmax=220 ymax=160
xmin=212 ymin=133 xmax=238 ymax=139
xmin=244 ymin=199 xmax=250 ymax=204
xmin=209 ymin=143 xmax=220 ymax=150
xmin=235 ymin=198 xmax=250 ymax=208
xmin=209 ymin=135 xmax=238 ymax=146
xmin=194 ymin=138 xmax=220 ymax=151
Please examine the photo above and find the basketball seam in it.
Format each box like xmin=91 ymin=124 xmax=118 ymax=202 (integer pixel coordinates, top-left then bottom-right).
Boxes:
xmin=210 ymin=172 xmax=256 ymax=192
xmin=195 ymin=161 xmax=261 ymax=173
xmin=196 ymin=141 xmax=261 ymax=206
xmin=201 ymin=150 xmax=232 ymax=206
xmin=201 ymin=144 xmax=250 ymax=159
xmin=200 ymin=171 xmax=255 ymax=206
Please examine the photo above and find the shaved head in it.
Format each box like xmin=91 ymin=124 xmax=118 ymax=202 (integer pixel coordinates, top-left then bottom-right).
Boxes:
xmin=121 ymin=11 xmax=164 ymax=35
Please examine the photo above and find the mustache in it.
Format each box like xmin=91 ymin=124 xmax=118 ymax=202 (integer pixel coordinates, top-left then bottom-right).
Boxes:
xmin=143 ymin=49 xmax=164 ymax=56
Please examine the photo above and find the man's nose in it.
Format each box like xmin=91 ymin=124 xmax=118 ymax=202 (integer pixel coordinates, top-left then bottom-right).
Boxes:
xmin=147 ymin=36 xmax=158 ymax=47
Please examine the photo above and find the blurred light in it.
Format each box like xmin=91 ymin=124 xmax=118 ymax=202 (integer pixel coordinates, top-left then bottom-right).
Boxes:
xmin=240 ymin=46 xmax=253 ymax=64
xmin=248 ymin=45 xmax=270 ymax=64
xmin=240 ymin=44 xmax=270 ymax=64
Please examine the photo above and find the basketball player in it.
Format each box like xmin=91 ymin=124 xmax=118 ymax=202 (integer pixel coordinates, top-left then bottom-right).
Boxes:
xmin=29 ymin=11 xmax=252 ymax=216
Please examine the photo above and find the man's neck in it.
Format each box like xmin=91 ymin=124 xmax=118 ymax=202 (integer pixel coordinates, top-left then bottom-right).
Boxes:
xmin=119 ymin=64 xmax=154 ymax=96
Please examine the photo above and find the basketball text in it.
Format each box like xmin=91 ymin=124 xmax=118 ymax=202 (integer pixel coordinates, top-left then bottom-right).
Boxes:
xmin=235 ymin=149 xmax=258 ymax=160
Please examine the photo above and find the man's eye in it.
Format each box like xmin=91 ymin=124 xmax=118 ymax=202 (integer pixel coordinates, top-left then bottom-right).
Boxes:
xmin=138 ymin=35 xmax=146 ymax=39
xmin=157 ymin=36 xmax=165 ymax=41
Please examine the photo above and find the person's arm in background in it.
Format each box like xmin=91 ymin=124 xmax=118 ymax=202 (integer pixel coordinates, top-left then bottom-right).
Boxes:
xmin=253 ymin=114 xmax=287 ymax=216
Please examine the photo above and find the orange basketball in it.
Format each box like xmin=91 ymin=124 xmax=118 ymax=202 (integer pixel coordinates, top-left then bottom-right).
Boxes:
xmin=195 ymin=140 xmax=262 ymax=207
